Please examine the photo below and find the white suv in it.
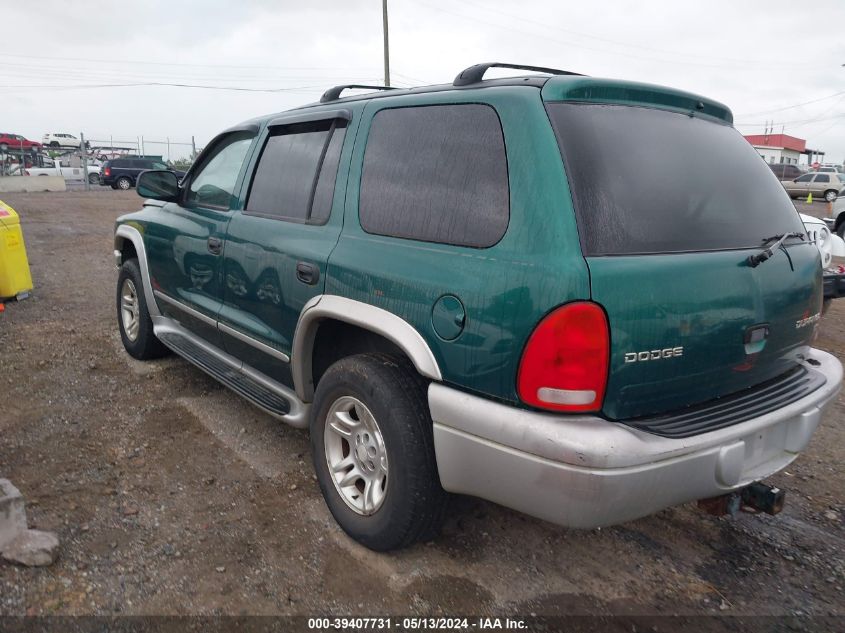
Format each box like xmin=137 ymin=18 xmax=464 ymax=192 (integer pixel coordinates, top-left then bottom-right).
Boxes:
xmin=42 ymin=133 xmax=87 ymax=149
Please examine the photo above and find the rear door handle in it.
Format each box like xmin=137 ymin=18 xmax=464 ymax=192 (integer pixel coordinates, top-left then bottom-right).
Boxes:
xmin=207 ymin=236 xmax=223 ymax=255
xmin=296 ymin=261 xmax=320 ymax=285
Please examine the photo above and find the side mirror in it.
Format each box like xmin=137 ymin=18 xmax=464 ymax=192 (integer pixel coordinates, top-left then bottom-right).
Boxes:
xmin=137 ymin=170 xmax=179 ymax=201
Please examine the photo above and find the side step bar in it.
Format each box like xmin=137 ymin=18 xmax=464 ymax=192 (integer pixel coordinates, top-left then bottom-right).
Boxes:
xmin=152 ymin=317 xmax=309 ymax=428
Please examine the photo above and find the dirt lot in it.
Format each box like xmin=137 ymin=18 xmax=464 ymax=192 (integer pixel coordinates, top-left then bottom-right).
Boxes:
xmin=0 ymin=191 xmax=843 ymax=619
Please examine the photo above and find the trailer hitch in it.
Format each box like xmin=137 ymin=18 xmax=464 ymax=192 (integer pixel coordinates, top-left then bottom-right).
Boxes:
xmin=698 ymin=482 xmax=785 ymax=517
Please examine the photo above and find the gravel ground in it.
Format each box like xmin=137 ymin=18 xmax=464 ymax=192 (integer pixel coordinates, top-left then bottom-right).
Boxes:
xmin=0 ymin=191 xmax=843 ymax=618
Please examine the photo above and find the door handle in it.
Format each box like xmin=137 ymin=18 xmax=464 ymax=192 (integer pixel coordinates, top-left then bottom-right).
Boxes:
xmin=296 ymin=261 xmax=320 ymax=285
xmin=207 ymin=236 xmax=223 ymax=255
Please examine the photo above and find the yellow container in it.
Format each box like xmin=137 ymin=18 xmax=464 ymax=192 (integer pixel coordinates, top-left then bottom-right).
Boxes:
xmin=0 ymin=200 xmax=34 ymax=300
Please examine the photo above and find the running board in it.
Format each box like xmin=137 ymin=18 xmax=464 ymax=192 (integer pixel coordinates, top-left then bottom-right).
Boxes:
xmin=152 ymin=317 xmax=309 ymax=428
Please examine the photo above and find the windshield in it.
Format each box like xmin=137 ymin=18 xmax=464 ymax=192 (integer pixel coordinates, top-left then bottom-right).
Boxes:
xmin=547 ymin=103 xmax=805 ymax=256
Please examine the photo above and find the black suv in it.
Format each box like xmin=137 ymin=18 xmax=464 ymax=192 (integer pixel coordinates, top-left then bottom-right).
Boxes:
xmin=101 ymin=158 xmax=185 ymax=190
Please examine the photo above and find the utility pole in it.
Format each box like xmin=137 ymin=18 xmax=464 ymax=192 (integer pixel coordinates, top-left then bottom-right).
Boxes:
xmin=191 ymin=136 xmax=197 ymax=161
xmin=382 ymin=0 xmax=390 ymax=87
xmin=80 ymin=132 xmax=90 ymax=191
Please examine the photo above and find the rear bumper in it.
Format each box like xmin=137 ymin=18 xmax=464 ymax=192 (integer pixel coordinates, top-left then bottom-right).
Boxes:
xmin=430 ymin=348 xmax=842 ymax=529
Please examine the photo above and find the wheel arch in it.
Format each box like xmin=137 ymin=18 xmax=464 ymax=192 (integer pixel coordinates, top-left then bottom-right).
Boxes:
xmin=292 ymin=295 xmax=442 ymax=402
xmin=114 ymin=225 xmax=160 ymax=318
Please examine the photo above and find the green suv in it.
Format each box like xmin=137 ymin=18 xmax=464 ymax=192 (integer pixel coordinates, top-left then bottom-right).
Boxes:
xmin=114 ymin=63 xmax=842 ymax=551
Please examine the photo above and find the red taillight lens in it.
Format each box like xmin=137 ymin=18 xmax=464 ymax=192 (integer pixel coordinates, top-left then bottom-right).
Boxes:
xmin=104 ymin=167 xmax=111 ymax=176
xmin=517 ymin=301 xmax=609 ymax=412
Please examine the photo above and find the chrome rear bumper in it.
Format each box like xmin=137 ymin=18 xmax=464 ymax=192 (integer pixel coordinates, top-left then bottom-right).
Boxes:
xmin=430 ymin=348 xmax=842 ymax=529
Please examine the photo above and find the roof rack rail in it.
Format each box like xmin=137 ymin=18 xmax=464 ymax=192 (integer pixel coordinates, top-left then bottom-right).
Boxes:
xmin=453 ymin=62 xmax=583 ymax=87
xmin=320 ymin=84 xmax=399 ymax=103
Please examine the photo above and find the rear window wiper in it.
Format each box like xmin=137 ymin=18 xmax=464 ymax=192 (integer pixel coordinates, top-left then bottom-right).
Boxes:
xmin=748 ymin=232 xmax=805 ymax=267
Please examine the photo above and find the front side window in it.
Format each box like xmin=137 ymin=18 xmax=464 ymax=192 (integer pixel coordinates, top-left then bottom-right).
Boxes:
xmin=245 ymin=119 xmax=346 ymax=223
xmin=795 ymin=174 xmax=813 ymax=183
xmin=186 ymin=132 xmax=254 ymax=209
xmin=359 ymin=104 xmax=509 ymax=248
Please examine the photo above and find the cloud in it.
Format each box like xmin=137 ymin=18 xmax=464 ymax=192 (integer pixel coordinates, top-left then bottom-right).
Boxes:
xmin=2 ymin=0 xmax=843 ymax=161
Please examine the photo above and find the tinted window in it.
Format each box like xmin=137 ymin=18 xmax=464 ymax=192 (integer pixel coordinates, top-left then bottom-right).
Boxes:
xmin=186 ymin=132 xmax=254 ymax=209
xmin=815 ymin=174 xmax=830 ymax=183
xmin=359 ymin=104 xmax=509 ymax=248
xmin=111 ymin=159 xmax=127 ymax=167
xmin=311 ymin=127 xmax=347 ymax=224
xmin=796 ymin=174 xmax=813 ymax=182
xmin=547 ymin=103 xmax=804 ymax=255
xmin=246 ymin=120 xmax=345 ymax=223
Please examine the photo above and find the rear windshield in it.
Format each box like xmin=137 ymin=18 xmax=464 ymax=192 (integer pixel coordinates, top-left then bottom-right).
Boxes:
xmin=547 ymin=103 xmax=805 ymax=256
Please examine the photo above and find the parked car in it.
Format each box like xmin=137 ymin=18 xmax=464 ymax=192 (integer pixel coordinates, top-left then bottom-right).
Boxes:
xmin=823 ymin=187 xmax=845 ymax=238
xmin=769 ymin=163 xmax=805 ymax=181
xmin=0 ymin=133 xmax=42 ymax=153
xmin=27 ymin=161 xmax=101 ymax=184
xmin=800 ymin=213 xmax=845 ymax=309
xmin=42 ymin=133 xmax=89 ymax=149
xmin=783 ymin=172 xmax=840 ymax=201
xmin=101 ymin=158 xmax=185 ymax=190
xmin=113 ymin=63 xmax=842 ymax=551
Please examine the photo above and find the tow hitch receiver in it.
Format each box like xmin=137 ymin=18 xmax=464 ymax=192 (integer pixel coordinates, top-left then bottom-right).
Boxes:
xmin=698 ymin=482 xmax=785 ymax=517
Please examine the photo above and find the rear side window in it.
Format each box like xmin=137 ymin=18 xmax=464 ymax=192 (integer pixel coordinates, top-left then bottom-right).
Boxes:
xmin=815 ymin=174 xmax=830 ymax=183
xmin=359 ymin=104 xmax=509 ymax=248
xmin=246 ymin=120 xmax=346 ymax=224
xmin=547 ymin=103 xmax=805 ymax=255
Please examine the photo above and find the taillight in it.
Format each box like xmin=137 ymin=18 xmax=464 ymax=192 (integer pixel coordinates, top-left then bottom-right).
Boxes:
xmin=104 ymin=167 xmax=111 ymax=176
xmin=517 ymin=301 xmax=609 ymax=412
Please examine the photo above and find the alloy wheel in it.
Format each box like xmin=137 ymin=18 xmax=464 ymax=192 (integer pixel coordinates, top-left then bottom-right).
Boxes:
xmin=120 ymin=278 xmax=140 ymax=342
xmin=324 ymin=396 xmax=388 ymax=515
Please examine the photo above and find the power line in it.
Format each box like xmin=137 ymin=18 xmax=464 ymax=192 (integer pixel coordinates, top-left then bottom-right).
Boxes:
xmin=412 ymin=0 xmax=815 ymax=70
xmin=735 ymin=90 xmax=845 ymax=116
xmin=0 ymin=82 xmax=328 ymax=93
xmin=456 ymin=0 xmax=812 ymax=68
xmin=0 ymin=52 xmax=376 ymax=72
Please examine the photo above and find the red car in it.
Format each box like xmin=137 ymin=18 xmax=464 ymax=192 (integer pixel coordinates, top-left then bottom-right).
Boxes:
xmin=0 ymin=133 xmax=42 ymax=152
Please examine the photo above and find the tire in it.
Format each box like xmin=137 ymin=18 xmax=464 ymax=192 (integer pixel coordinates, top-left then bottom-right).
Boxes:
xmin=49 ymin=141 xmax=59 ymax=148
xmin=824 ymin=189 xmax=837 ymax=203
xmin=310 ymin=353 xmax=449 ymax=551
xmin=116 ymin=176 xmax=132 ymax=190
xmin=110 ymin=184 xmax=119 ymax=190
xmin=116 ymin=258 xmax=169 ymax=360
xmin=0 ymin=143 xmax=7 ymax=152
xmin=88 ymin=172 xmax=100 ymax=185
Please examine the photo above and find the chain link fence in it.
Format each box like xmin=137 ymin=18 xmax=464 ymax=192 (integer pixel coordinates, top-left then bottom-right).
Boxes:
xmin=1 ymin=132 xmax=201 ymax=189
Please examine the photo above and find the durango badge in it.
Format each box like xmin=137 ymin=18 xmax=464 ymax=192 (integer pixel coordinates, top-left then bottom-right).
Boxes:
xmin=624 ymin=347 xmax=684 ymax=363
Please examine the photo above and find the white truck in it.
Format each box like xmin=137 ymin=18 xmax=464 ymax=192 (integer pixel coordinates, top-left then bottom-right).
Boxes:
xmin=26 ymin=158 xmax=101 ymax=184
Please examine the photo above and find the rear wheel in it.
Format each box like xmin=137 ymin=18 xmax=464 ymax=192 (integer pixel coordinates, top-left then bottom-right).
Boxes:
xmin=310 ymin=353 xmax=449 ymax=551
xmin=117 ymin=258 xmax=169 ymax=360
xmin=116 ymin=176 xmax=132 ymax=190
xmin=824 ymin=189 xmax=838 ymax=203
xmin=88 ymin=173 xmax=100 ymax=185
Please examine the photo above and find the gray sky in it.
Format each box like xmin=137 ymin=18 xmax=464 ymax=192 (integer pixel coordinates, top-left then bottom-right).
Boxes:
xmin=4 ymin=0 xmax=844 ymax=162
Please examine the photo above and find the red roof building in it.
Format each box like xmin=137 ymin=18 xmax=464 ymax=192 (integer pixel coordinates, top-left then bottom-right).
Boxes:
xmin=743 ymin=133 xmax=824 ymax=166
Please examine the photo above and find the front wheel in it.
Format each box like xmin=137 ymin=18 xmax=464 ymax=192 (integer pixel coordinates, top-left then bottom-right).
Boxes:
xmin=88 ymin=173 xmax=100 ymax=185
xmin=824 ymin=189 xmax=838 ymax=203
xmin=310 ymin=353 xmax=449 ymax=551
xmin=117 ymin=258 xmax=169 ymax=360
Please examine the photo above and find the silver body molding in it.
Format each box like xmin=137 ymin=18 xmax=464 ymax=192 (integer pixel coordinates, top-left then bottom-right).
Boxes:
xmin=291 ymin=294 xmax=443 ymax=402
xmin=430 ymin=348 xmax=843 ymax=529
